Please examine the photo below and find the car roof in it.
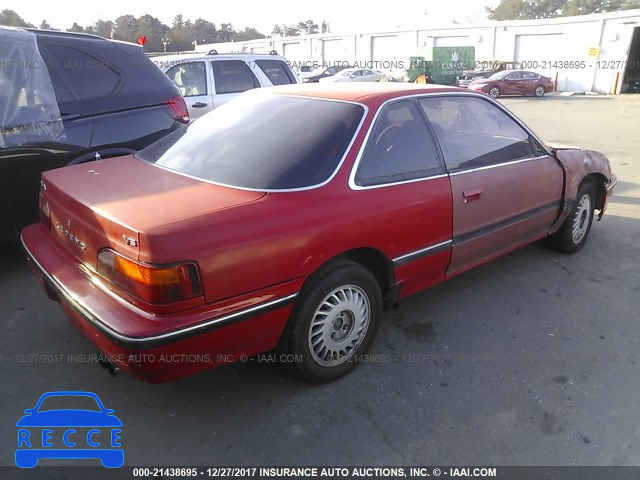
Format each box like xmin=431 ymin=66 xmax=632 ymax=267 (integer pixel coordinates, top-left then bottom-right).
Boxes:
xmin=264 ymin=82 xmax=468 ymax=103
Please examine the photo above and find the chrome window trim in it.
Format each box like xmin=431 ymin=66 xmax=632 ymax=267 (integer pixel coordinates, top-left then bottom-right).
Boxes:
xmin=448 ymin=155 xmax=551 ymax=176
xmin=352 ymin=174 xmax=449 ymax=191
xmin=348 ymin=91 xmax=553 ymax=191
xmin=143 ymin=93 xmax=369 ymax=194
xmin=21 ymin=234 xmax=298 ymax=345
xmin=392 ymin=239 xmax=453 ymax=266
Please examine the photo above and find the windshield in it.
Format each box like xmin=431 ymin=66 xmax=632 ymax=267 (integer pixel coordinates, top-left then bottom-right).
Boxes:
xmin=488 ymin=70 xmax=511 ymax=80
xmin=37 ymin=395 xmax=101 ymax=412
xmin=137 ymin=93 xmax=365 ymax=190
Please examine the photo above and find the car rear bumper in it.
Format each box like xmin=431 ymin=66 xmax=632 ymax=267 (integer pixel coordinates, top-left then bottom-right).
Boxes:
xmin=21 ymin=223 xmax=296 ymax=382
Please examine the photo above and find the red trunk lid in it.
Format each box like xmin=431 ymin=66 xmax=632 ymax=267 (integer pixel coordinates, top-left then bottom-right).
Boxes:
xmin=41 ymin=155 xmax=265 ymax=267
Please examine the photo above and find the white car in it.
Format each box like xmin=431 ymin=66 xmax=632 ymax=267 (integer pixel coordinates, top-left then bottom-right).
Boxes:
xmin=154 ymin=51 xmax=299 ymax=120
xmin=319 ymin=68 xmax=384 ymax=83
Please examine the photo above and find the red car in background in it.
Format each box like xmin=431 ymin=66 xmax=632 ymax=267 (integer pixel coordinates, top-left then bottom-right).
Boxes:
xmin=22 ymin=84 xmax=616 ymax=384
xmin=468 ymin=70 xmax=554 ymax=98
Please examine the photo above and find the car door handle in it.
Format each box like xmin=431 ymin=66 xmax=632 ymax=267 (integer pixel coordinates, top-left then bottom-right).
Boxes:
xmin=192 ymin=102 xmax=208 ymax=108
xmin=463 ymin=189 xmax=482 ymax=203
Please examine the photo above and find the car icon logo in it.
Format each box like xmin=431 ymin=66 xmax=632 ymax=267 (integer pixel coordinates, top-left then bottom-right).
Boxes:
xmin=15 ymin=391 xmax=123 ymax=468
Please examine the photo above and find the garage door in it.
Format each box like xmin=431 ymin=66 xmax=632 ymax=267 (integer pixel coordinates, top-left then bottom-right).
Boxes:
xmin=371 ymin=36 xmax=400 ymax=62
xmin=514 ymin=34 xmax=564 ymax=62
xmin=434 ymin=36 xmax=471 ymax=47
xmin=283 ymin=42 xmax=305 ymax=62
xmin=323 ymin=39 xmax=347 ymax=63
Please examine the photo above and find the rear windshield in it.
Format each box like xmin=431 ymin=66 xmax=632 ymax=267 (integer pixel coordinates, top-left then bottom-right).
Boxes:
xmin=137 ymin=93 xmax=364 ymax=190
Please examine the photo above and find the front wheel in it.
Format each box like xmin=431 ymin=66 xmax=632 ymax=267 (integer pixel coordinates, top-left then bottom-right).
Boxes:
xmin=548 ymin=181 xmax=596 ymax=253
xmin=489 ymin=87 xmax=500 ymax=98
xmin=280 ymin=261 xmax=382 ymax=383
xmin=534 ymin=86 xmax=545 ymax=97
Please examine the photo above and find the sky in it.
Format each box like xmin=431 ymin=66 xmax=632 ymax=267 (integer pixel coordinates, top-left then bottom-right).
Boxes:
xmin=7 ymin=0 xmax=500 ymax=35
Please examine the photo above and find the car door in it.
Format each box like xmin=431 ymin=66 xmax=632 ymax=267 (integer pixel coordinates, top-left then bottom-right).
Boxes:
xmin=419 ymin=95 xmax=564 ymax=275
xmin=503 ymin=72 xmax=523 ymax=95
xmin=521 ymin=71 xmax=539 ymax=95
xmin=210 ymin=60 xmax=261 ymax=109
xmin=350 ymin=99 xmax=453 ymax=297
xmin=165 ymin=61 xmax=211 ymax=120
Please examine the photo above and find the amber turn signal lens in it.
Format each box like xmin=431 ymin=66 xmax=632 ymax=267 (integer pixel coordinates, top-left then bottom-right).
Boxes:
xmin=97 ymin=249 xmax=201 ymax=305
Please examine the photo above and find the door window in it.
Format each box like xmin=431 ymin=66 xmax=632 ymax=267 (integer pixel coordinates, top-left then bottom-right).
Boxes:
xmin=165 ymin=62 xmax=207 ymax=97
xmin=419 ymin=96 xmax=535 ymax=172
xmin=211 ymin=60 xmax=260 ymax=94
xmin=506 ymin=72 xmax=523 ymax=80
xmin=354 ymin=100 xmax=444 ymax=187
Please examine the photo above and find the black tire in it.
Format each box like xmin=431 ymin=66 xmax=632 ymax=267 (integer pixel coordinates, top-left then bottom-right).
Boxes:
xmin=534 ymin=86 xmax=545 ymax=97
xmin=489 ymin=87 xmax=500 ymax=98
xmin=279 ymin=260 xmax=382 ymax=383
xmin=548 ymin=181 xmax=596 ymax=253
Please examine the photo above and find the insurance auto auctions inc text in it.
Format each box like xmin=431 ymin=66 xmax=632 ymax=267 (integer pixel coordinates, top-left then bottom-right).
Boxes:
xmin=256 ymin=467 xmax=497 ymax=477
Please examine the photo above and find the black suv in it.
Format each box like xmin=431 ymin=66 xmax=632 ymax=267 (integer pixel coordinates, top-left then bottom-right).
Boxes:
xmin=0 ymin=27 xmax=188 ymax=240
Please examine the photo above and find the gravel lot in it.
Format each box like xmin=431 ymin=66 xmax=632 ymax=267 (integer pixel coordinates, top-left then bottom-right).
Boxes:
xmin=1 ymin=94 xmax=639 ymax=471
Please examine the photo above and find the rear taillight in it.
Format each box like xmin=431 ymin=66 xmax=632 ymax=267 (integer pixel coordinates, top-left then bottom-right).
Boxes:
xmin=97 ymin=249 xmax=201 ymax=305
xmin=164 ymin=95 xmax=189 ymax=124
xmin=39 ymin=181 xmax=51 ymax=230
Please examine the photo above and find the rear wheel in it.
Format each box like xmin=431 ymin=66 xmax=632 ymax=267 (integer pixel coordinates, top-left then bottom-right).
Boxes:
xmin=548 ymin=181 xmax=596 ymax=253
xmin=489 ymin=87 xmax=500 ymax=98
xmin=534 ymin=86 xmax=545 ymax=97
xmin=280 ymin=261 xmax=382 ymax=383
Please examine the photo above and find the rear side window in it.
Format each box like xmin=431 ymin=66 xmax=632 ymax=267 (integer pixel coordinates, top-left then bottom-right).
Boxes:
xmin=39 ymin=45 xmax=121 ymax=101
xmin=211 ymin=60 xmax=259 ymax=94
xmin=419 ymin=96 xmax=534 ymax=172
xmin=255 ymin=60 xmax=296 ymax=85
xmin=354 ymin=100 xmax=444 ymax=187
xmin=138 ymin=94 xmax=364 ymax=190
xmin=165 ymin=62 xmax=207 ymax=96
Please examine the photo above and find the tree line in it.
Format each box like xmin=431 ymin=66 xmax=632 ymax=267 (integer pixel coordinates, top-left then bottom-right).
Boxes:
xmin=487 ymin=0 xmax=640 ymax=20
xmin=0 ymin=9 xmax=328 ymax=52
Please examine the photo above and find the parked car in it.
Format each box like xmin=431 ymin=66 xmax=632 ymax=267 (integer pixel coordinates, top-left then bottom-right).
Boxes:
xmin=319 ymin=68 xmax=385 ymax=83
xmin=0 ymin=27 xmax=187 ymax=241
xmin=22 ymin=84 xmax=616 ymax=384
xmin=294 ymin=64 xmax=313 ymax=75
xmin=456 ymin=60 xmax=521 ymax=87
xmin=468 ymin=70 xmax=554 ymax=98
xmin=299 ymin=64 xmax=352 ymax=83
xmin=155 ymin=51 xmax=299 ymax=120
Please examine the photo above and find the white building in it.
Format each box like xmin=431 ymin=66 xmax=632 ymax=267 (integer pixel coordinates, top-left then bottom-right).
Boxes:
xmin=195 ymin=9 xmax=640 ymax=94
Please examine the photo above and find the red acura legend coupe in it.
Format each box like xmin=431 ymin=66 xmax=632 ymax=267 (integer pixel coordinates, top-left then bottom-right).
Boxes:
xmin=22 ymin=83 xmax=617 ymax=383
